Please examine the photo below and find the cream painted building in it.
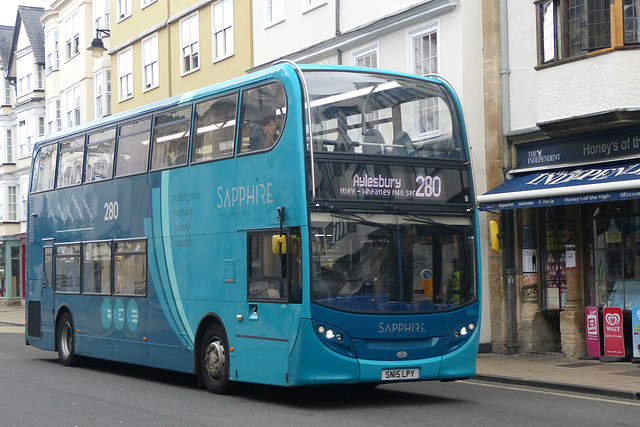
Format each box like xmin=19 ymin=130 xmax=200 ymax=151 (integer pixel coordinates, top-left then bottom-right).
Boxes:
xmin=107 ymin=0 xmax=253 ymax=114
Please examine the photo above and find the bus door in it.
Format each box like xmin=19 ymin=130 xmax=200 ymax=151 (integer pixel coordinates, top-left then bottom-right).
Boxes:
xmin=234 ymin=228 xmax=302 ymax=386
xmin=35 ymin=244 xmax=55 ymax=345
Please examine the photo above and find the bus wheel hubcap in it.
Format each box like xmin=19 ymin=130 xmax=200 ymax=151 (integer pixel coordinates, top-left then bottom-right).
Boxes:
xmin=61 ymin=322 xmax=72 ymax=357
xmin=204 ymin=338 xmax=225 ymax=381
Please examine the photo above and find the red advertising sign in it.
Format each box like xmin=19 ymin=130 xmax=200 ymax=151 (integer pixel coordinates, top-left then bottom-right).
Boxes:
xmin=585 ymin=306 xmax=601 ymax=358
xmin=603 ymin=307 xmax=625 ymax=357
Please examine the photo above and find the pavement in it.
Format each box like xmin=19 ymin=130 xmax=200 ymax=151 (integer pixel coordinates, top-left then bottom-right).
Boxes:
xmin=1 ymin=304 xmax=639 ymax=399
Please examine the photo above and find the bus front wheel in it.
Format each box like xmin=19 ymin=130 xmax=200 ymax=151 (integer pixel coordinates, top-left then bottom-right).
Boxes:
xmin=56 ymin=312 xmax=79 ymax=367
xmin=200 ymin=324 xmax=233 ymax=394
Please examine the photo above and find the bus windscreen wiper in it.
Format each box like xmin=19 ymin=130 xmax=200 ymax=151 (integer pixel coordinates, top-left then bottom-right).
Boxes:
xmin=384 ymin=203 xmax=463 ymax=230
xmin=316 ymin=202 xmax=391 ymax=229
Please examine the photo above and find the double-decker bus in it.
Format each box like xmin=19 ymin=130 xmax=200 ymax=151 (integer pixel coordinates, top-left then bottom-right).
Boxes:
xmin=26 ymin=63 xmax=480 ymax=394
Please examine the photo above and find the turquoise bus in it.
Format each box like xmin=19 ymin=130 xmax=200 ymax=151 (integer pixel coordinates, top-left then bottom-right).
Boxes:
xmin=26 ymin=63 xmax=480 ymax=394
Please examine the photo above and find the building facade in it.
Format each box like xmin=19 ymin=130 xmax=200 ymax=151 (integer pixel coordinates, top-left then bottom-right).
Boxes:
xmin=0 ymin=6 xmax=45 ymax=305
xmin=251 ymin=0 xmax=495 ymax=349
xmin=480 ymin=0 xmax=640 ymax=358
xmin=107 ymin=0 xmax=253 ymax=114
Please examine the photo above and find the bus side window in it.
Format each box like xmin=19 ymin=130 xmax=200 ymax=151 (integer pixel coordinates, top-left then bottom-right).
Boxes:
xmin=151 ymin=106 xmax=192 ymax=170
xmin=43 ymin=247 xmax=53 ymax=288
xmin=31 ymin=144 xmax=58 ymax=193
xmin=82 ymin=242 xmax=112 ymax=294
xmin=86 ymin=128 xmax=116 ymax=183
xmin=57 ymin=136 xmax=85 ymax=188
xmin=247 ymin=232 xmax=286 ymax=301
xmin=238 ymin=82 xmax=287 ymax=154
xmin=55 ymin=244 xmax=81 ymax=293
xmin=192 ymin=93 xmax=238 ymax=163
xmin=114 ymin=240 xmax=147 ymax=296
xmin=116 ymin=118 xmax=152 ymax=177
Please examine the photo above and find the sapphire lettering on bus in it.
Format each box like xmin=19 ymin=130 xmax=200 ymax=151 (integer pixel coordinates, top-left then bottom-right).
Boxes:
xmin=216 ymin=183 xmax=273 ymax=208
xmin=378 ymin=322 xmax=426 ymax=334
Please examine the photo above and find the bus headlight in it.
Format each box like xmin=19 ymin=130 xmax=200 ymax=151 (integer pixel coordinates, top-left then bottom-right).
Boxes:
xmin=313 ymin=321 xmax=355 ymax=357
xmin=445 ymin=320 xmax=478 ymax=353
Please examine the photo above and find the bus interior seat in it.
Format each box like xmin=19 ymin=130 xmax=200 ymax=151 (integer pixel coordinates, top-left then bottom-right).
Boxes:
xmin=392 ymin=131 xmax=413 ymax=156
xmin=363 ymin=129 xmax=385 ymax=154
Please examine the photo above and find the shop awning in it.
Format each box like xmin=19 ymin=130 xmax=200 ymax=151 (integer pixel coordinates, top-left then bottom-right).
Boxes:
xmin=478 ymin=161 xmax=640 ymax=210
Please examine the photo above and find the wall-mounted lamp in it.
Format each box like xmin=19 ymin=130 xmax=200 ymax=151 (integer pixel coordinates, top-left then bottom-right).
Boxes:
xmin=87 ymin=29 xmax=111 ymax=58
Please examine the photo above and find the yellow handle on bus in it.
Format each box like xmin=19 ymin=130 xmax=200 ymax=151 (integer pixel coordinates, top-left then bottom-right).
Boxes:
xmin=490 ymin=220 xmax=500 ymax=252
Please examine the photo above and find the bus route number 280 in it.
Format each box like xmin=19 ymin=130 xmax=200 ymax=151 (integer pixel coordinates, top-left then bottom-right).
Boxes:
xmin=104 ymin=201 xmax=119 ymax=221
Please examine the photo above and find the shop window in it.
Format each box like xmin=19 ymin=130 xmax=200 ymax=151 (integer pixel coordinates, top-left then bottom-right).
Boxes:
xmin=586 ymin=203 xmax=640 ymax=309
xmin=541 ymin=210 xmax=569 ymax=310
xmin=247 ymin=228 xmax=302 ymax=302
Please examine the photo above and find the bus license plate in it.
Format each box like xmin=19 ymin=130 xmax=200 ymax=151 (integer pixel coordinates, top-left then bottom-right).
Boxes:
xmin=381 ymin=368 xmax=420 ymax=381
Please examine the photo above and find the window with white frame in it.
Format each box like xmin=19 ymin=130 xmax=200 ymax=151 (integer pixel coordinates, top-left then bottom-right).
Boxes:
xmin=18 ymin=118 xmax=34 ymax=158
xmin=266 ymin=0 xmax=285 ymax=26
xmin=118 ymin=0 xmax=132 ymax=21
xmin=213 ymin=0 xmax=234 ymax=61
xmin=180 ymin=14 xmax=200 ymax=74
xmin=4 ymin=79 xmax=11 ymax=105
xmin=16 ymin=54 xmax=33 ymax=97
xmin=6 ymin=130 xmax=13 ymax=163
xmin=66 ymin=85 xmax=81 ymax=128
xmin=95 ymin=69 xmax=112 ymax=118
xmin=352 ymin=44 xmax=378 ymax=68
xmin=142 ymin=0 xmax=157 ymax=8
xmin=21 ymin=181 xmax=28 ymax=221
xmin=46 ymin=99 xmax=60 ymax=134
xmin=45 ymin=30 xmax=60 ymax=73
xmin=301 ymin=0 xmax=327 ymax=13
xmin=39 ymin=117 xmax=45 ymax=137
xmin=142 ymin=34 xmax=159 ymax=90
xmin=409 ymin=23 xmax=440 ymax=136
xmin=64 ymin=12 xmax=80 ymax=61
xmin=8 ymin=186 xmax=17 ymax=221
xmin=118 ymin=48 xmax=133 ymax=101
xmin=410 ymin=23 xmax=438 ymax=76
xmin=94 ymin=0 xmax=110 ymax=32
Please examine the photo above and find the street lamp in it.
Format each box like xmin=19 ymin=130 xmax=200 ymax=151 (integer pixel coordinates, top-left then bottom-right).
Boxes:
xmin=88 ymin=29 xmax=111 ymax=58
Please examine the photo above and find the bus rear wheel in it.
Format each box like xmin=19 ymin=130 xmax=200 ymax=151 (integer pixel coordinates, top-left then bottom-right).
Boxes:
xmin=57 ymin=312 xmax=79 ymax=367
xmin=200 ymin=324 xmax=232 ymax=394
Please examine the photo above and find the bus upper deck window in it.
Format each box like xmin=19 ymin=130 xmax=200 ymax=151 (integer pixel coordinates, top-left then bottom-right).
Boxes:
xmin=31 ymin=144 xmax=58 ymax=193
xmin=192 ymin=92 xmax=238 ymax=163
xmin=116 ymin=118 xmax=151 ymax=177
xmin=57 ymin=136 xmax=85 ymax=188
xmin=86 ymin=128 xmax=116 ymax=183
xmin=238 ymin=82 xmax=287 ymax=154
xmin=151 ymin=106 xmax=192 ymax=170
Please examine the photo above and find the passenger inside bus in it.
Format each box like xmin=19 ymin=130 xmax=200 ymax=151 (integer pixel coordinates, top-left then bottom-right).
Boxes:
xmin=250 ymin=114 xmax=280 ymax=151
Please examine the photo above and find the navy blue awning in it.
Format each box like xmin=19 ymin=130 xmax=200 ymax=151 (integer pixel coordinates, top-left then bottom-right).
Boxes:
xmin=478 ymin=161 xmax=640 ymax=210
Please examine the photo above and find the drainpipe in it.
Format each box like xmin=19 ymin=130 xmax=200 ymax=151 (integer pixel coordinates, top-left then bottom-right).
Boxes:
xmin=335 ymin=0 xmax=341 ymax=36
xmin=499 ymin=0 xmax=518 ymax=355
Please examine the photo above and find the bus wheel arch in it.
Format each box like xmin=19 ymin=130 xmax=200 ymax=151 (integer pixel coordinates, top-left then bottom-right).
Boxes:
xmin=55 ymin=308 xmax=80 ymax=367
xmin=195 ymin=315 xmax=234 ymax=394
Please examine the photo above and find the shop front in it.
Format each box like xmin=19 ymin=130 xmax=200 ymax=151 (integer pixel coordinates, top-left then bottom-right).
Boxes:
xmin=0 ymin=236 xmax=23 ymax=306
xmin=479 ymin=125 xmax=640 ymax=360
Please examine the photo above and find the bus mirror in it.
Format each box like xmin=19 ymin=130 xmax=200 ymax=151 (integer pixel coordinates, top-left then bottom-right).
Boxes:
xmin=490 ymin=220 xmax=500 ymax=252
xmin=272 ymin=235 xmax=287 ymax=255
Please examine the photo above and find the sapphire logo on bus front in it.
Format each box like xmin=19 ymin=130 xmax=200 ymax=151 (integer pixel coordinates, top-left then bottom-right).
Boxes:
xmin=397 ymin=351 xmax=408 ymax=358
